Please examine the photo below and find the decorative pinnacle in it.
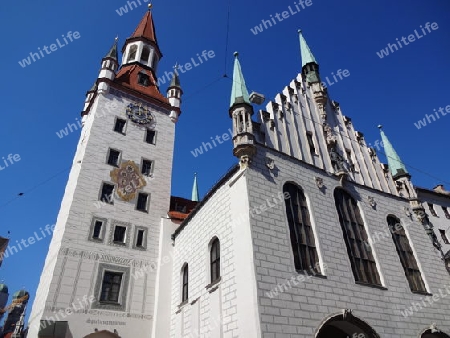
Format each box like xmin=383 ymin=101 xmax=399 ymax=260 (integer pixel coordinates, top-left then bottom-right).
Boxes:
xmin=378 ymin=125 xmax=383 ymax=129
xmin=115 ymin=36 xmax=119 ymax=42
xmin=234 ymin=51 xmax=239 ymax=57
xmin=298 ymin=29 xmax=302 ymax=34
xmin=148 ymin=3 xmax=152 ymax=10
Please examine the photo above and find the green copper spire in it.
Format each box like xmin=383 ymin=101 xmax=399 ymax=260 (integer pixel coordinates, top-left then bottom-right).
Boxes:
xmin=230 ymin=52 xmax=250 ymax=108
xmin=298 ymin=30 xmax=317 ymax=67
xmin=378 ymin=125 xmax=409 ymax=178
xmin=191 ymin=173 xmax=199 ymax=202
xmin=105 ymin=37 xmax=119 ymax=60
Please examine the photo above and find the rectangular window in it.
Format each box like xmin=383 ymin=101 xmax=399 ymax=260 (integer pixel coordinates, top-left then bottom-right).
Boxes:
xmin=93 ymin=220 xmax=103 ymax=240
xmin=145 ymin=129 xmax=156 ymax=144
xmin=182 ymin=265 xmax=189 ymax=302
xmin=306 ymin=132 xmax=316 ymax=154
xmin=141 ymin=160 xmax=153 ymax=177
xmin=137 ymin=193 xmax=149 ymax=212
xmin=440 ymin=229 xmax=450 ymax=244
xmin=107 ymin=149 xmax=121 ymax=167
xmin=428 ymin=203 xmax=438 ymax=217
xmin=136 ymin=230 xmax=145 ymax=247
xmin=100 ymin=271 xmax=122 ymax=303
xmin=443 ymin=207 xmax=450 ymax=219
xmin=388 ymin=216 xmax=427 ymax=293
xmin=100 ymin=183 xmax=114 ymax=205
xmin=113 ymin=226 xmax=127 ymax=243
xmin=114 ymin=118 xmax=126 ymax=134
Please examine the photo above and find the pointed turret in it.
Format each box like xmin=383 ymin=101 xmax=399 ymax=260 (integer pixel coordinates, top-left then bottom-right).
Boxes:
xmin=230 ymin=52 xmax=251 ymax=108
xmin=229 ymin=52 xmax=256 ymax=169
xmin=191 ymin=173 xmax=199 ymax=202
xmin=167 ymin=64 xmax=183 ymax=122
xmin=298 ymin=30 xmax=320 ymax=83
xmin=378 ymin=125 xmax=409 ymax=179
xmin=97 ymin=37 xmax=119 ymax=95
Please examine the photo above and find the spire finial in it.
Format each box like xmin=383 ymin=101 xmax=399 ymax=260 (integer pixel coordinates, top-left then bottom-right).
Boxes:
xmin=192 ymin=173 xmax=199 ymax=202
xmin=234 ymin=51 xmax=239 ymax=58
xmin=378 ymin=125 xmax=383 ymax=129
xmin=148 ymin=3 xmax=152 ymax=10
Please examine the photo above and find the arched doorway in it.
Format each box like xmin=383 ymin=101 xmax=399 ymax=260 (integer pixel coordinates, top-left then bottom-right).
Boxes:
xmin=421 ymin=329 xmax=450 ymax=338
xmin=316 ymin=312 xmax=380 ymax=338
xmin=84 ymin=330 xmax=121 ymax=338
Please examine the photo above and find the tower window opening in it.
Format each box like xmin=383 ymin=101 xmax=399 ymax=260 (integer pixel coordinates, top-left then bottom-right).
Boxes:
xmin=138 ymin=72 xmax=150 ymax=87
xmin=113 ymin=226 xmax=127 ymax=243
xmin=136 ymin=229 xmax=145 ymax=247
xmin=141 ymin=46 xmax=150 ymax=63
xmin=306 ymin=132 xmax=316 ymax=154
xmin=100 ymin=271 xmax=123 ymax=303
xmin=127 ymin=45 xmax=137 ymax=62
xmin=93 ymin=220 xmax=103 ymax=240
xmin=136 ymin=193 xmax=149 ymax=212
xmin=440 ymin=229 xmax=450 ymax=244
xmin=107 ymin=149 xmax=121 ymax=167
xmin=428 ymin=203 xmax=438 ymax=217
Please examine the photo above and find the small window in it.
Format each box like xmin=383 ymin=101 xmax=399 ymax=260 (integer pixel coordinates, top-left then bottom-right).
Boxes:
xmin=428 ymin=203 xmax=438 ymax=217
xmin=145 ymin=129 xmax=156 ymax=144
xmin=138 ymin=71 xmax=150 ymax=87
xmin=443 ymin=207 xmax=450 ymax=220
xmin=141 ymin=160 xmax=153 ymax=177
xmin=100 ymin=271 xmax=122 ymax=303
xmin=136 ymin=230 xmax=145 ymax=247
xmin=93 ymin=220 xmax=103 ymax=240
xmin=210 ymin=238 xmax=220 ymax=283
xmin=306 ymin=132 xmax=316 ymax=154
xmin=136 ymin=193 xmax=149 ymax=212
xmin=100 ymin=183 xmax=114 ymax=205
xmin=440 ymin=229 xmax=450 ymax=244
xmin=114 ymin=118 xmax=126 ymax=134
xmin=107 ymin=149 xmax=121 ymax=167
xmin=127 ymin=45 xmax=137 ymax=62
xmin=113 ymin=226 xmax=127 ymax=243
xmin=141 ymin=46 xmax=150 ymax=62
xmin=182 ymin=264 xmax=189 ymax=302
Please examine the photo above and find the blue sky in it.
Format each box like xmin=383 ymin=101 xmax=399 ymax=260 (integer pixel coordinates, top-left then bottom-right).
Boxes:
xmin=0 ymin=0 xmax=449 ymax=323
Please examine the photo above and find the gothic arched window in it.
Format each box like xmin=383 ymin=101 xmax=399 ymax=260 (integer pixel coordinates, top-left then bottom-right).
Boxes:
xmin=387 ymin=215 xmax=427 ymax=293
xmin=210 ymin=238 xmax=220 ymax=283
xmin=127 ymin=45 xmax=137 ymax=62
xmin=141 ymin=46 xmax=150 ymax=63
xmin=334 ymin=189 xmax=381 ymax=285
xmin=283 ymin=183 xmax=320 ymax=274
xmin=181 ymin=263 xmax=189 ymax=302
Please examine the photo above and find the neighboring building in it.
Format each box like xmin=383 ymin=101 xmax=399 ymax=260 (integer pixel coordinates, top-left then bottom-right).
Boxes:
xmin=1 ymin=290 xmax=29 ymax=338
xmin=28 ymin=8 xmax=450 ymax=338
xmin=0 ymin=237 xmax=9 ymax=268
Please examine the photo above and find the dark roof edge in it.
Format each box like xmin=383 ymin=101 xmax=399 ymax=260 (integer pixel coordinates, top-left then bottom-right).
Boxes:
xmin=172 ymin=164 xmax=240 ymax=240
xmin=415 ymin=186 xmax=450 ymax=199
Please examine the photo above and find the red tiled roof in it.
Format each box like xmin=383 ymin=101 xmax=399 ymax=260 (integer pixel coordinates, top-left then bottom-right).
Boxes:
xmin=131 ymin=11 xmax=158 ymax=44
xmin=114 ymin=65 xmax=169 ymax=104
xmin=168 ymin=211 xmax=190 ymax=221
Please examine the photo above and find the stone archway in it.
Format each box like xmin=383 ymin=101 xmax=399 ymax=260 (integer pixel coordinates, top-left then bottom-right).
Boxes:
xmin=316 ymin=312 xmax=380 ymax=338
xmin=421 ymin=329 xmax=450 ymax=338
xmin=84 ymin=330 xmax=121 ymax=338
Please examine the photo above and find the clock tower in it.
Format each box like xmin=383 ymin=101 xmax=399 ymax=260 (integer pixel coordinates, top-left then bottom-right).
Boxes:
xmin=28 ymin=8 xmax=182 ymax=338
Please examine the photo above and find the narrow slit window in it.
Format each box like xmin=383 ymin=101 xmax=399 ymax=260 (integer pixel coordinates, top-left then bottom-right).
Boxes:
xmin=306 ymin=132 xmax=316 ymax=154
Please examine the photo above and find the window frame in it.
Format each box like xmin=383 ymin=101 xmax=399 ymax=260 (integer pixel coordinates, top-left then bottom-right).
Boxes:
xmin=136 ymin=192 xmax=150 ymax=213
xmin=428 ymin=203 xmax=438 ymax=217
xmin=141 ymin=159 xmax=153 ymax=177
xmin=99 ymin=182 xmax=115 ymax=205
xmin=113 ymin=225 xmax=127 ymax=244
xmin=127 ymin=45 xmax=138 ymax=63
xmin=107 ymin=148 xmax=121 ymax=167
xmin=210 ymin=238 xmax=221 ymax=284
xmin=133 ymin=226 xmax=147 ymax=250
xmin=334 ymin=189 xmax=382 ymax=287
xmin=181 ymin=264 xmax=189 ymax=303
xmin=439 ymin=229 xmax=450 ymax=244
xmin=99 ymin=270 xmax=123 ymax=304
xmin=306 ymin=131 xmax=316 ymax=154
xmin=138 ymin=71 xmax=150 ymax=87
xmin=283 ymin=182 xmax=321 ymax=275
xmin=387 ymin=215 xmax=427 ymax=293
xmin=89 ymin=217 xmax=107 ymax=242
xmin=145 ymin=129 xmax=157 ymax=145
xmin=443 ymin=207 xmax=450 ymax=220
xmin=113 ymin=117 xmax=127 ymax=135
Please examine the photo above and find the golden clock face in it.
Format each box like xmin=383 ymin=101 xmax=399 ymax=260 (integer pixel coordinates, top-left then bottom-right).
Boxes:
xmin=126 ymin=103 xmax=154 ymax=125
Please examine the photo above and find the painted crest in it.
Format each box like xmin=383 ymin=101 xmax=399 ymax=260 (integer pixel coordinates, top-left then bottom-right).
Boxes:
xmin=110 ymin=161 xmax=146 ymax=201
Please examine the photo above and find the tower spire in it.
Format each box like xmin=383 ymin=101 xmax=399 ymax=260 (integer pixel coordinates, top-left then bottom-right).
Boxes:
xmin=191 ymin=173 xmax=199 ymax=202
xmin=298 ymin=29 xmax=317 ymax=68
xmin=230 ymin=52 xmax=251 ymax=108
xmin=105 ymin=36 xmax=119 ymax=60
xmin=378 ymin=125 xmax=409 ymax=178
xmin=298 ymin=30 xmax=320 ymax=84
